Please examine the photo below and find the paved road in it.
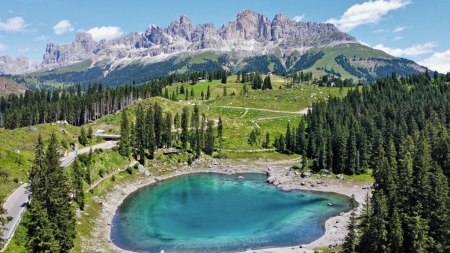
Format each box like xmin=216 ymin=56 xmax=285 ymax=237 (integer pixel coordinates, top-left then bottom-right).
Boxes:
xmin=0 ymin=141 xmax=117 ymax=251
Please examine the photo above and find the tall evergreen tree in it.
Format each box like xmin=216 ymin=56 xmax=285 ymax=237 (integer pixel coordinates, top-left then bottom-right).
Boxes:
xmin=71 ymin=158 xmax=84 ymax=210
xmin=204 ymin=119 xmax=215 ymax=155
xmin=181 ymin=107 xmax=189 ymax=150
xmin=27 ymin=134 xmax=76 ymax=253
xmin=154 ymin=102 xmax=163 ymax=148
xmin=119 ymin=109 xmax=130 ymax=157
xmin=78 ymin=126 xmax=87 ymax=146
xmin=135 ymin=105 xmax=146 ymax=164
xmin=145 ymin=106 xmax=156 ymax=159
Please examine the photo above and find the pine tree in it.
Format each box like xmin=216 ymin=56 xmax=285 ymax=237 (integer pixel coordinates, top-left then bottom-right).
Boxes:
xmin=218 ymin=116 xmax=223 ymax=150
xmin=145 ymin=106 xmax=155 ymax=159
xmin=154 ymin=102 xmax=163 ymax=148
xmin=72 ymin=158 xmax=84 ymax=210
xmin=27 ymin=134 xmax=76 ymax=253
xmin=87 ymin=125 xmax=93 ymax=140
xmin=163 ymin=112 xmax=172 ymax=148
xmin=0 ymin=198 xmax=11 ymax=249
xmin=78 ymin=126 xmax=87 ymax=145
xmin=192 ymin=105 xmax=201 ymax=157
xmin=206 ymin=85 xmax=211 ymax=99
xmin=221 ymin=71 xmax=227 ymax=84
xmin=26 ymin=200 xmax=60 ymax=253
xmin=135 ymin=105 xmax=146 ymax=164
xmin=204 ymin=119 xmax=215 ymax=155
xmin=389 ymin=207 xmax=404 ymax=253
xmin=342 ymin=211 xmax=358 ymax=253
xmin=119 ymin=109 xmax=130 ymax=156
xmin=45 ymin=134 xmax=76 ymax=252
xmin=181 ymin=107 xmax=189 ymax=150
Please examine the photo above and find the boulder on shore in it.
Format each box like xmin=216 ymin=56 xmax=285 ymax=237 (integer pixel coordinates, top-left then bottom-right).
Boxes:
xmin=301 ymin=171 xmax=311 ymax=178
xmin=336 ymin=174 xmax=345 ymax=180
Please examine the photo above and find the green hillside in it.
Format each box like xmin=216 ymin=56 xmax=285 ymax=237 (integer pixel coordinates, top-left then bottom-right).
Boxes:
xmin=6 ymin=43 xmax=424 ymax=89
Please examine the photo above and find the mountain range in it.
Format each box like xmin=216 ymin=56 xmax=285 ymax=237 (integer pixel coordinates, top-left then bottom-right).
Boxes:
xmin=0 ymin=10 xmax=425 ymax=87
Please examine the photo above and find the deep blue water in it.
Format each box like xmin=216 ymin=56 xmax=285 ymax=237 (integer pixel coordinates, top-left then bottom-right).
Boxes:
xmin=111 ymin=173 xmax=351 ymax=253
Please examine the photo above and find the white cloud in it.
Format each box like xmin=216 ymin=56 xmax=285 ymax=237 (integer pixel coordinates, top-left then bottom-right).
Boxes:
xmin=0 ymin=43 xmax=7 ymax=51
xmin=87 ymin=26 xmax=123 ymax=41
xmin=393 ymin=36 xmax=402 ymax=41
xmin=0 ymin=16 xmax=26 ymax=32
xmin=373 ymin=42 xmax=438 ymax=57
xmin=18 ymin=47 xmax=29 ymax=53
xmin=374 ymin=29 xmax=386 ymax=33
xmin=326 ymin=0 xmax=412 ymax=32
xmin=419 ymin=50 xmax=450 ymax=73
xmin=358 ymin=40 xmax=371 ymax=47
xmin=35 ymin=35 xmax=48 ymax=41
xmin=53 ymin=20 xmax=74 ymax=35
xmin=293 ymin=14 xmax=305 ymax=22
xmin=392 ymin=25 xmax=407 ymax=33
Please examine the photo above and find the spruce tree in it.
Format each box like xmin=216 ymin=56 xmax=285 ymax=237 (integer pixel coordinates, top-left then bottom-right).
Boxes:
xmin=154 ymin=102 xmax=163 ymax=148
xmin=218 ymin=116 xmax=223 ymax=150
xmin=204 ymin=119 xmax=215 ymax=155
xmin=135 ymin=105 xmax=146 ymax=164
xmin=342 ymin=211 xmax=358 ymax=253
xmin=78 ymin=126 xmax=87 ymax=145
xmin=145 ymin=106 xmax=155 ymax=159
xmin=181 ymin=107 xmax=189 ymax=150
xmin=72 ymin=158 xmax=84 ymax=210
xmin=0 ymin=198 xmax=11 ymax=249
xmin=87 ymin=125 xmax=93 ymax=140
xmin=27 ymin=134 xmax=76 ymax=253
xmin=119 ymin=109 xmax=130 ymax=157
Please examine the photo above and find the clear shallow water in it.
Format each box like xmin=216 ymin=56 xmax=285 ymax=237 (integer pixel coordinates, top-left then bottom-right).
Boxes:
xmin=111 ymin=173 xmax=351 ymax=253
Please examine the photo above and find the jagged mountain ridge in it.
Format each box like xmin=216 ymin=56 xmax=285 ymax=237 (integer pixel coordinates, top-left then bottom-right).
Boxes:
xmin=1 ymin=9 xmax=357 ymax=75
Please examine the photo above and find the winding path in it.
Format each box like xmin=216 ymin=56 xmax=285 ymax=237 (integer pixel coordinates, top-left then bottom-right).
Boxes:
xmin=0 ymin=141 xmax=117 ymax=252
xmin=213 ymin=105 xmax=310 ymax=115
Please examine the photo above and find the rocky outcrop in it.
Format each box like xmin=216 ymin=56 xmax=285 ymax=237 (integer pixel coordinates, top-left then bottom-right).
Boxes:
xmin=42 ymin=31 xmax=97 ymax=69
xmin=218 ymin=10 xmax=272 ymax=41
xmin=0 ymin=9 xmax=358 ymax=75
xmin=0 ymin=55 xmax=39 ymax=74
xmin=167 ymin=15 xmax=194 ymax=40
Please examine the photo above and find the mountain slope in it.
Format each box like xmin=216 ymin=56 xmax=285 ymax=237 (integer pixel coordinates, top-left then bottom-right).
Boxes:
xmin=0 ymin=10 xmax=425 ymax=87
xmin=0 ymin=77 xmax=28 ymax=97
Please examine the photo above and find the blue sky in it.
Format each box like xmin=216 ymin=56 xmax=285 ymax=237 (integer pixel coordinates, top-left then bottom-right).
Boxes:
xmin=1 ymin=0 xmax=449 ymax=73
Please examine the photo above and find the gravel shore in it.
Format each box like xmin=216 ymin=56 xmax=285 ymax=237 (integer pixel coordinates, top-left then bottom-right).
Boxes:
xmin=82 ymin=158 xmax=371 ymax=253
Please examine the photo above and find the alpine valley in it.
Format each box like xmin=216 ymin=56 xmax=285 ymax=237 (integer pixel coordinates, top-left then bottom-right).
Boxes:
xmin=0 ymin=10 xmax=426 ymax=88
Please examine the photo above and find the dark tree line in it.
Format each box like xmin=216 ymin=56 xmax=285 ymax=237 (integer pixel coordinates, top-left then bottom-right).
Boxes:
xmin=0 ymin=69 xmax=228 ymax=130
xmin=274 ymin=71 xmax=450 ymax=252
xmin=118 ymin=103 xmax=217 ymax=162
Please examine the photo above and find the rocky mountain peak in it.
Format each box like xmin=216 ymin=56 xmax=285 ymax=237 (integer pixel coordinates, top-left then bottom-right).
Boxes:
xmin=0 ymin=9 xmax=360 ymax=75
xmin=167 ymin=15 xmax=194 ymax=40
xmin=218 ymin=9 xmax=271 ymax=41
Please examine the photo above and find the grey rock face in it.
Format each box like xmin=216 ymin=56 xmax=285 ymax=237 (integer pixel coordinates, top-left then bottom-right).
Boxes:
xmin=0 ymin=10 xmax=358 ymax=75
xmin=167 ymin=15 xmax=194 ymax=40
xmin=218 ymin=9 xmax=272 ymax=41
xmin=42 ymin=31 xmax=97 ymax=69
xmin=0 ymin=55 xmax=39 ymax=74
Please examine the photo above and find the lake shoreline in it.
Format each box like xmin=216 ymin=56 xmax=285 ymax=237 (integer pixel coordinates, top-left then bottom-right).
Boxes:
xmin=85 ymin=158 xmax=371 ymax=253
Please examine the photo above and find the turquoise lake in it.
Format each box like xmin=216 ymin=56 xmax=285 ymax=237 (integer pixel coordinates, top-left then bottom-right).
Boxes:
xmin=111 ymin=173 xmax=351 ymax=252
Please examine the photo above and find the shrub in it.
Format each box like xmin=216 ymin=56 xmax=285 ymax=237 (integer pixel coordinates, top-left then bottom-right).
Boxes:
xmin=126 ymin=167 xmax=133 ymax=175
xmin=99 ymin=169 xmax=105 ymax=178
